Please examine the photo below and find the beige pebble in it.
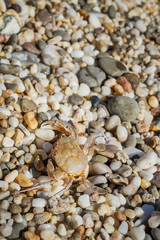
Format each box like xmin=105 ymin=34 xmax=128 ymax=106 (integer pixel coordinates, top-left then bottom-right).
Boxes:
xmin=40 ymin=230 xmax=55 ymax=240
xmin=24 ymin=112 xmax=38 ymax=130
xmin=13 ymin=129 xmax=24 ymax=145
xmin=141 ymin=178 xmax=151 ymax=189
xmin=98 ymin=203 xmax=110 ymax=216
xmin=124 ymin=209 xmax=136 ymax=219
xmin=24 ymin=231 xmax=40 ymax=240
xmin=116 ymin=125 xmax=128 ymax=142
xmin=136 ymin=152 xmax=157 ymax=169
xmin=4 ymin=170 xmax=18 ymax=183
xmin=148 ymin=96 xmax=159 ymax=108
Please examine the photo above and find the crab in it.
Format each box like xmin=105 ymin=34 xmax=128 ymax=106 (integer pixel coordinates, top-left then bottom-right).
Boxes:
xmin=21 ymin=120 xmax=118 ymax=196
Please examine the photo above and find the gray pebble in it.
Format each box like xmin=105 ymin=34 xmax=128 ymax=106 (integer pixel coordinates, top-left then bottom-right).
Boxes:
xmin=7 ymin=34 xmax=17 ymax=51
xmin=1 ymin=147 xmax=17 ymax=153
xmin=21 ymin=98 xmax=37 ymax=112
xmin=107 ymin=96 xmax=140 ymax=121
xmin=53 ymin=30 xmax=71 ymax=41
xmin=144 ymin=234 xmax=153 ymax=240
xmin=108 ymin=5 xmax=116 ymax=19
xmin=37 ymin=39 xmax=46 ymax=50
xmin=47 ymin=197 xmax=70 ymax=214
xmin=34 ymin=213 xmax=50 ymax=224
xmin=125 ymin=135 xmax=137 ymax=148
xmin=8 ymin=223 xmax=26 ymax=239
xmin=78 ymin=66 xmax=106 ymax=88
xmin=37 ymin=63 xmax=50 ymax=75
xmin=69 ymin=94 xmax=83 ymax=105
xmin=12 ymin=51 xmax=37 ymax=62
xmin=5 ymin=83 xmax=19 ymax=91
xmin=0 ymin=64 xmax=20 ymax=74
xmin=5 ymin=96 xmax=16 ymax=105
xmin=64 ymin=215 xmax=78 ymax=229
xmin=98 ymin=56 xmax=128 ymax=77
xmin=37 ymin=112 xmax=48 ymax=125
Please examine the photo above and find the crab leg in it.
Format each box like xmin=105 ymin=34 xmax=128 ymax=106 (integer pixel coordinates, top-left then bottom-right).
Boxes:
xmin=41 ymin=120 xmax=77 ymax=138
xmin=52 ymin=176 xmax=74 ymax=197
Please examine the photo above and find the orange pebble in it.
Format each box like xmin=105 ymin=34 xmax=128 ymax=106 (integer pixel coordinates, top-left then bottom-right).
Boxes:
xmin=117 ymin=76 xmax=132 ymax=92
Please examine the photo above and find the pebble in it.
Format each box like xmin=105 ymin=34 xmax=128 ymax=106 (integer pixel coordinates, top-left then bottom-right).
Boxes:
xmin=107 ymin=96 xmax=140 ymax=121
xmin=2 ymin=137 xmax=14 ymax=147
xmin=15 ymin=173 xmax=33 ymax=188
xmin=151 ymin=228 xmax=160 ymax=240
xmin=0 ymin=64 xmax=20 ymax=74
xmin=98 ymin=56 xmax=128 ymax=77
xmin=53 ymin=30 xmax=70 ymax=41
xmin=21 ymin=99 xmax=37 ymax=112
xmin=32 ymin=198 xmax=47 ymax=208
xmin=135 ymin=20 xmax=147 ymax=33
xmin=105 ymin=115 xmax=121 ymax=131
xmin=36 ymin=9 xmax=52 ymax=25
xmin=35 ymin=212 xmax=52 ymax=224
xmin=123 ymin=176 xmax=141 ymax=196
xmin=8 ymin=223 xmax=26 ymax=239
xmin=24 ymin=112 xmax=38 ymax=130
xmin=78 ymin=194 xmax=90 ymax=208
xmin=108 ymin=5 xmax=116 ymax=18
xmin=148 ymin=96 xmax=159 ymax=108
xmin=78 ymin=83 xmax=90 ymax=96
xmin=4 ymin=170 xmax=18 ymax=183
xmin=88 ymin=175 xmax=107 ymax=185
xmin=24 ymin=231 xmax=40 ymax=240
xmin=57 ymin=223 xmax=67 ymax=236
xmin=83 ymin=213 xmax=94 ymax=228
xmin=41 ymin=45 xmax=66 ymax=67
xmin=116 ymin=125 xmax=128 ymax=142
xmin=125 ymin=135 xmax=137 ymax=148
xmin=69 ymin=94 xmax=83 ymax=105
xmin=128 ymin=226 xmax=145 ymax=240
xmin=89 ymin=14 xmax=101 ymax=28
xmin=136 ymin=152 xmax=157 ymax=169
xmin=148 ymin=212 xmax=160 ymax=228
xmin=118 ymin=221 xmax=128 ymax=235
xmin=35 ymin=129 xmax=55 ymax=141
xmin=89 ymin=162 xmax=112 ymax=175
xmin=91 ymin=155 xmax=108 ymax=164
xmin=78 ymin=66 xmax=106 ymax=88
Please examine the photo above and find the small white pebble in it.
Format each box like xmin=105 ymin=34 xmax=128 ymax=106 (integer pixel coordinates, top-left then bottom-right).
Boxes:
xmin=32 ymin=198 xmax=47 ymax=208
xmin=4 ymin=170 xmax=18 ymax=183
xmin=78 ymin=83 xmax=90 ymax=96
xmin=77 ymin=194 xmax=90 ymax=208
xmin=8 ymin=117 xmax=19 ymax=128
xmin=2 ymin=137 xmax=14 ymax=147
xmin=71 ymin=50 xmax=84 ymax=58
xmin=57 ymin=223 xmax=67 ymax=236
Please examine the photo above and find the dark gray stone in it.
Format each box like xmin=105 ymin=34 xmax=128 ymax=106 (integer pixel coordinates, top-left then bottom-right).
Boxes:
xmin=98 ymin=56 xmax=128 ymax=77
xmin=53 ymin=30 xmax=71 ymax=41
xmin=37 ymin=112 xmax=48 ymax=125
xmin=108 ymin=5 xmax=116 ymax=19
xmin=5 ymin=83 xmax=19 ymax=90
xmin=107 ymin=96 xmax=140 ymax=121
xmin=0 ymin=64 xmax=20 ymax=74
xmin=7 ymin=34 xmax=17 ymax=50
xmin=151 ymin=228 xmax=160 ymax=240
xmin=11 ymin=51 xmax=37 ymax=62
xmin=78 ymin=66 xmax=106 ymax=87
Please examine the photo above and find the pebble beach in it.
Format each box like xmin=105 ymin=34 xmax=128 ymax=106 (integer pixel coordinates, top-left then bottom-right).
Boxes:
xmin=0 ymin=0 xmax=160 ymax=239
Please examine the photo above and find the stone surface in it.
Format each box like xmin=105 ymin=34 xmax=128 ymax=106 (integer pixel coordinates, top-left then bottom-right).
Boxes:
xmin=107 ymin=96 xmax=140 ymax=121
xmin=21 ymin=99 xmax=37 ymax=112
xmin=52 ymin=30 xmax=71 ymax=41
xmin=78 ymin=66 xmax=106 ymax=88
xmin=98 ymin=56 xmax=128 ymax=77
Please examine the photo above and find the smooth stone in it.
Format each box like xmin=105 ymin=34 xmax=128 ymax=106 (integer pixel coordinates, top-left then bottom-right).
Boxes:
xmin=5 ymin=83 xmax=18 ymax=91
xmin=8 ymin=223 xmax=26 ymax=239
xmin=105 ymin=115 xmax=121 ymax=131
xmin=108 ymin=5 xmax=116 ymax=18
xmin=37 ymin=39 xmax=46 ymax=50
xmin=148 ymin=211 xmax=160 ymax=228
xmin=91 ymin=155 xmax=108 ymax=163
xmin=151 ymin=228 xmax=160 ymax=240
xmin=37 ymin=63 xmax=50 ymax=75
xmin=144 ymin=234 xmax=153 ymax=240
xmin=89 ymin=162 xmax=112 ymax=175
xmin=136 ymin=152 xmax=157 ymax=169
xmin=88 ymin=175 xmax=107 ymax=185
xmin=0 ymin=64 xmax=20 ymax=74
xmin=107 ymin=96 xmax=140 ymax=121
xmin=11 ymin=51 xmax=37 ymax=62
xmin=41 ymin=45 xmax=67 ymax=67
xmin=78 ymin=66 xmax=106 ymax=88
xmin=116 ymin=125 xmax=128 ymax=142
xmin=98 ymin=56 xmax=128 ymax=77
xmin=0 ymin=16 xmax=20 ymax=34
xmin=47 ymin=197 xmax=70 ymax=214
xmin=90 ymin=96 xmax=100 ymax=108
xmin=125 ymin=135 xmax=137 ymax=148
xmin=37 ymin=112 xmax=48 ymax=125
xmin=123 ymin=147 xmax=145 ymax=158
xmin=36 ymin=9 xmax=52 ymax=25
xmin=123 ymin=72 xmax=140 ymax=90
xmin=128 ymin=227 xmax=145 ymax=240
xmin=21 ymin=99 xmax=37 ymax=112
xmin=69 ymin=94 xmax=83 ymax=105
xmin=52 ymin=30 xmax=70 ymax=41
xmin=7 ymin=34 xmax=17 ymax=51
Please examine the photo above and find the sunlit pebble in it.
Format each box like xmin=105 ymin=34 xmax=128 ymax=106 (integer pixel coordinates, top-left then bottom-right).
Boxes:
xmin=148 ymin=96 xmax=159 ymax=108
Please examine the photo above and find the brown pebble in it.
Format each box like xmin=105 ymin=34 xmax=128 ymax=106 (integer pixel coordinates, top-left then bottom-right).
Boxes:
xmin=36 ymin=9 xmax=52 ymax=25
xmin=15 ymin=173 xmax=33 ymax=188
xmin=114 ymin=211 xmax=126 ymax=221
xmin=23 ymin=42 xmax=41 ymax=55
xmin=9 ymin=203 xmax=22 ymax=214
xmin=130 ymin=194 xmax=142 ymax=207
xmin=117 ymin=76 xmax=132 ymax=92
xmin=110 ymin=230 xmax=123 ymax=240
xmin=76 ymin=226 xmax=85 ymax=236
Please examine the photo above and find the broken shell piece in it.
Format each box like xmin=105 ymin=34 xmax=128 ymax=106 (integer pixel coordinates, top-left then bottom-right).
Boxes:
xmin=0 ymin=10 xmax=22 ymax=34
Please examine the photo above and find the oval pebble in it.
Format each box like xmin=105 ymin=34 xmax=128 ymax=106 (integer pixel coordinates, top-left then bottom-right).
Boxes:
xmin=89 ymin=162 xmax=112 ymax=175
xmin=136 ymin=152 xmax=157 ymax=169
xmin=32 ymin=198 xmax=47 ymax=208
xmin=35 ymin=129 xmax=55 ymax=141
xmin=78 ymin=194 xmax=90 ymax=208
xmin=2 ymin=137 xmax=14 ymax=147
xmin=78 ymin=83 xmax=90 ymax=96
xmin=105 ymin=115 xmax=121 ymax=131
xmin=116 ymin=125 xmax=128 ymax=142
xmin=4 ymin=170 xmax=18 ymax=183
